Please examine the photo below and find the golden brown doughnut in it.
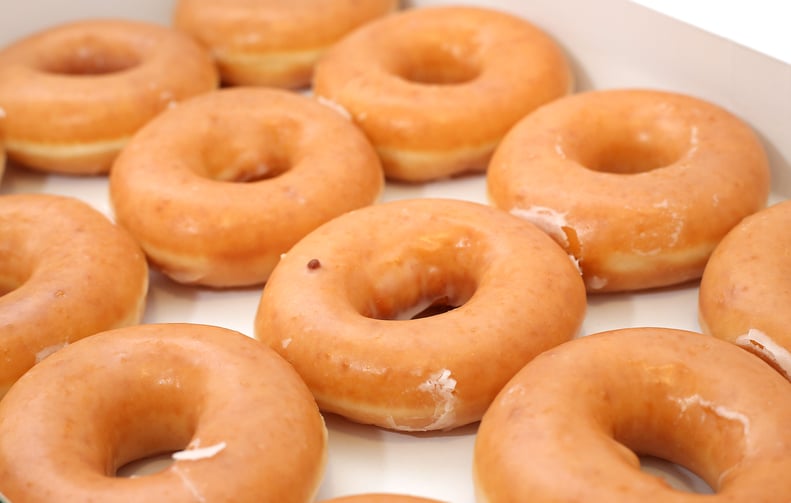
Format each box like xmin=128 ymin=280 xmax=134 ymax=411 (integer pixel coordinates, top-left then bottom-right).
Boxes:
xmin=313 ymin=5 xmax=572 ymax=182
xmin=699 ymin=199 xmax=791 ymax=378
xmin=0 ymin=323 xmax=327 ymax=503
xmin=488 ymin=89 xmax=770 ymax=292
xmin=0 ymin=19 xmax=217 ymax=174
xmin=110 ymin=87 xmax=383 ymax=287
xmin=0 ymin=137 xmax=5 ymax=182
xmin=173 ymin=0 xmax=397 ymax=88
xmin=475 ymin=327 xmax=791 ymax=502
xmin=0 ymin=193 xmax=148 ymax=398
xmin=255 ymin=198 xmax=586 ymax=431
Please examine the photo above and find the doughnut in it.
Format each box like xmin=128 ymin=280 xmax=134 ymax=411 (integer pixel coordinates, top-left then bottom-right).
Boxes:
xmin=312 ymin=6 xmax=572 ymax=182
xmin=699 ymin=199 xmax=791 ymax=378
xmin=0 ymin=193 xmax=148 ymax=398
xmin=109 ymin=87 xmax=383 ymax=287
xmin=488 ymin=89 xmax=770 ymax=292
xmin=321 ymin=495 xmax=442 ymax=503
xmin=0 ymin=323 xmax=327 ymax=503
xmin=0 ymin=19 xmax=217 ymax=174
xmin=173 ymin=0 xmax=397 ymax=89
xmin=474 ymin=327 xmax=791 ymax=501
xmin=255 ymin=198 xmax=586 ymax=431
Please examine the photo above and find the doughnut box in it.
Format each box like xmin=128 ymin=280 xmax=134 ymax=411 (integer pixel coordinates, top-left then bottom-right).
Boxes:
xmin=0 ymin=1 xmax=789 ymax=502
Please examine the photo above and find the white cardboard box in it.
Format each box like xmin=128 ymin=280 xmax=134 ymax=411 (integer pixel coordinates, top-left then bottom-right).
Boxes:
xmin=0 ymin=1 xmax=789 ymax=501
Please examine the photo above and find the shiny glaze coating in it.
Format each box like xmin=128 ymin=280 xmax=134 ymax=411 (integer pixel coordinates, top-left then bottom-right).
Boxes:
xmin=488 ymin=89 xmax=770 ymax=292
xmin=0 ymin=323 xmax=328 ymax=503
xmin=0 ymin=193 xmax=148 ymax=398
xmin=255 ymin=198 xmax=586 ymax=431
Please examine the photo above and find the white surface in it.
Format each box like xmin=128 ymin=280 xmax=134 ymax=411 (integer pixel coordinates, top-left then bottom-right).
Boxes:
xmin=631 ymin=0 xmax=791 ymax=64
xmin=0 ymin=1 xmax=789 ymax=502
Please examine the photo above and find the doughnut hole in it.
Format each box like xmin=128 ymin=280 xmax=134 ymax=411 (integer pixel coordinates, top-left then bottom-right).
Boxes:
xmin=36 ymin=40 xmax=142 ymax=76
xmin=88 ymin=361 xmax=204 ymax=478
xmin=196 ymin=115 xmax=298 ymax=183
xmin=351 ymin=234 xmax=480 ymax=321
xmin=386 ymin=35 xmax=482 ymax=85
xmin=568 ymin=118 xmax=693 ymax=174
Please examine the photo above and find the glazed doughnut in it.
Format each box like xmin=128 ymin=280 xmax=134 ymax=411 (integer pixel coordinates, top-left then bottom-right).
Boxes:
xmin=474 ymin=327 xmax=791 ymax=502
xmin=699 ymin=199 xmax=791 ymax=378
xmin=0 ymin=323 xmax=327 ymax=503
xmin=110 ymin=87 xmax=383 ymax=287
xmin=255 ymin=198 xmax=586 ymax=431
xmin=0 ymin=19 xmax=217 ymax=174
xmin=173 ymin=0 xmax=397 ymax=88
xmin=488 ymin=89 xmax=770 ymax=292
xmin=0 ymin=193 xmax=148 ymax=398
xmin=312 ymin=6 xmax=572 ymax=182
xmin=321 ymin=495 xmax=442 ymax=503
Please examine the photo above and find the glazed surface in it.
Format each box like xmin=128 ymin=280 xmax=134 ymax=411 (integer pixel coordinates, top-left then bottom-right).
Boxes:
xmin=174 ymin=0 xmax=397 ymax=88
xmin=488 ymin=89 xmax=770 ymax=292
xmin=0 ymin=193 xmax=148 ymax=398
xmin=313 ymin=5 xmax=572 ymax=181
xmin=0 ymin=323 xmax=327 ymax=503
xmin=475 ymin=327 xmax=791 ymax=502
xmin=0 ymin=19 xmax=217 ymax=173
xmin=110 ymin=87 xmax=383 ymax=287
xmin=255 ymin=198 xmax=586 ymax=431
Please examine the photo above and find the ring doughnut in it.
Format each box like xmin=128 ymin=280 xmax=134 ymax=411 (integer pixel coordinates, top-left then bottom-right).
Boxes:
xmin=321 ymin=495 xmax=442 ymax=503
xmin=474 ymin=327 xmax=791 ymax=501
xmin=0 ymin=19 xmax=217 ymax=174
xmin=0 ymin=193 xmax=148 ymax=398
xmin=255 ymin=198 xmax=586 ymax=431
xmin=0 ymin=323 xmax=327 ymax=503
xmin=313 ymin=6 xmax=572 ymax=182
xmin=173 ymin=0 xmax=397 ymax=89
xmin=110 ymin=87 xmax=383 ymax=287
xmin=488 ymin=89 xmax=770 ymax=292
xmin=699 ymin=199 xmax=791 ymax=378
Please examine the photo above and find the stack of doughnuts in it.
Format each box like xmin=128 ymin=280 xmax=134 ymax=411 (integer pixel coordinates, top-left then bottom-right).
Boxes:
xmin=0 ymin=1 xmax=789 ymax=502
